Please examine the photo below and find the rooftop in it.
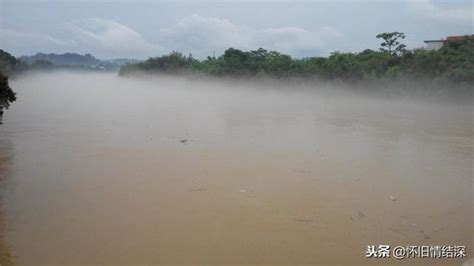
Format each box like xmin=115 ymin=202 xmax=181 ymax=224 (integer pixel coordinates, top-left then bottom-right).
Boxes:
xmin=424 ymin=35 xmax=474 ymax=43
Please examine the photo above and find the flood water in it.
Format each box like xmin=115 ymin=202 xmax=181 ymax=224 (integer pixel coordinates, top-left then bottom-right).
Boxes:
xmin=0 ymin=72 xmax=472 ymax=265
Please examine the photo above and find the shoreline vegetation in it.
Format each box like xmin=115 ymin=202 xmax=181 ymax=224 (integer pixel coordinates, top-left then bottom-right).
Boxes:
xmin=117 ymin=35 xmax=473 ymax=86
xmin=117 ymin=33 xmax=473 ymax=102
xmin=117 ymin=34 xmax=473 ymax=102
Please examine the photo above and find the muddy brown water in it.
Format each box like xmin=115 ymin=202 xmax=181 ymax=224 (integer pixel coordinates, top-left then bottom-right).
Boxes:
xmin=0 ymin=72 xmax=472 ymax=265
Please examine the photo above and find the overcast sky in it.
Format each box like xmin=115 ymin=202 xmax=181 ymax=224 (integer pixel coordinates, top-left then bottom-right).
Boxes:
xmin=0 ymin=0 xmax=472 ymax=59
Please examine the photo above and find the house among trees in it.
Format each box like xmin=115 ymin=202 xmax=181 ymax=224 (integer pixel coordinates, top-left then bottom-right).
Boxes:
xmin=424 ymin=35 xmax=474 ymax=50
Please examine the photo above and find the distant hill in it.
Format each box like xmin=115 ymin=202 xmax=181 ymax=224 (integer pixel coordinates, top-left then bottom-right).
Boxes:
xmin=20 ymin=53 xmax=101 ymax=66
xmin=19 ymin=52 xmax=142 ymax=71
xmin=103 ymin=58 xmax=142 ymax=66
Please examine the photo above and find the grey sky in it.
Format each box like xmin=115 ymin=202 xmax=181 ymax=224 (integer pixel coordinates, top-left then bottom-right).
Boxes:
xmin=0 ymin=0 xmax=472 ymax=59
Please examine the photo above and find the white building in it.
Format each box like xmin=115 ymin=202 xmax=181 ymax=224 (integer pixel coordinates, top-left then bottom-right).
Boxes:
xmin=424 ymin=35 xmax=474 ymax=50
xmin=424 ymin=40 xmax=445 ymax=51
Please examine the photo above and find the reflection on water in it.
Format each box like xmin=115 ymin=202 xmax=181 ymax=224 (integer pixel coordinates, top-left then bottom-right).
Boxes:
xmin=1 ymin=72 xmax=472 ymax=265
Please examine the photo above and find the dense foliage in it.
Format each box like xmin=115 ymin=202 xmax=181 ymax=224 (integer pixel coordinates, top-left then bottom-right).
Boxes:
xmin=119 ymin=38 xmax=474 ymax=85
xmin=0 ymin=50 xmax=19 ymax=112
xmin=0 ymin=72 xmax=16 ymax=109
xmin=0 ymin=50 xmax=29 ymax=77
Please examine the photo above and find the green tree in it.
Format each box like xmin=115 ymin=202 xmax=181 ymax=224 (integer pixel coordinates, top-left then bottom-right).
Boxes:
xmin=119 ymin=51 xmax=192 ymax=75
xmin=0 ymin=49 xmax=29 ymax=76
xmin=221 ymin=48 xmax=249 ymax=76
xmin=0 ymin=72 xmax=17 ymax=110
xmin=322 ymin=52 xmax=363 ymax=80
xmin=376 ymin=32 xmax=406 ymax=55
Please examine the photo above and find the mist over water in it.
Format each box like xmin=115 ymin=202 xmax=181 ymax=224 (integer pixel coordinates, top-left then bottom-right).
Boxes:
xmin=0 ymin=71 xmax=472 ymax=265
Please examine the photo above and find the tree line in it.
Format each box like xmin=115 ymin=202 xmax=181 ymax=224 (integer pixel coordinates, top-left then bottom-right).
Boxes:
xmin=119 ymin=33 xmax=474 ymax=84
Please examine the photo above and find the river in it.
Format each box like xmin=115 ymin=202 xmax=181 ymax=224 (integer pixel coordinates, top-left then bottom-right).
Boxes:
xmin=0 ymin=72 xmax=472 ymax=265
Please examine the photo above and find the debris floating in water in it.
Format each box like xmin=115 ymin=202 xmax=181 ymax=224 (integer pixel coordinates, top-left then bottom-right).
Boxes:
xmin=389 ymin=196 xmax=397 ymax=201
xmin=190 ymin=187 xmax=207 ymax=192
xmin=295 ymin=217 xmax=313 ymax=223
